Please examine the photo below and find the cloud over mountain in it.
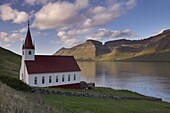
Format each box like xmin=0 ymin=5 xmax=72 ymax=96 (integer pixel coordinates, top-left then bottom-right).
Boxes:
xmin=87 ymin=29 xmax=136 ymax=40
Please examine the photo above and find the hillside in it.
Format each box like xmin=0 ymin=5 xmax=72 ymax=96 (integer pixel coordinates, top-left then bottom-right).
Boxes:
xmin=55 ymin=29 xmax=170 ymax=61
xmin=56 ymin=40 xmax=111 ymax=60
xmin=0 ymin=47 xmax=21 ymax=78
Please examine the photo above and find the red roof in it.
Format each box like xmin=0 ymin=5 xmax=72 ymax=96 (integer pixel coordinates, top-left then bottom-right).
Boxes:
xmin=25 ymin=55 xmax=81 ymax=74
xmin=22 ymin=27 xmax=35 ymax=49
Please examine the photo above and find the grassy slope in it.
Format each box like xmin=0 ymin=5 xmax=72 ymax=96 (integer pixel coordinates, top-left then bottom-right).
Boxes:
xmin=44 ymin=95 xmax=170 ymax=113
xmin=0 ymin=82 xmax=58 ymax=113
xmin=0 ymin=47 xmax=170 ymax=113
xmin=0 ymin=47 xmax=20 ymax=78
xmin=125 ymin=50 xmax=170 ymax=62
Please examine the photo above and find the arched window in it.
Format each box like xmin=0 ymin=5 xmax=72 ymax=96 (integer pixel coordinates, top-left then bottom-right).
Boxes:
xmin=29 ymin=51 xmax=31 ymax=55
xmin=68 ymin=74 xmax=70 ymax=81
xmin=22 ymin=51 xmax=24 ymax=55
xmin=42 ymin=76 xmax=45 ymax=84
xmin=56 ymin=76 xmax=58 ymax=82
xmin=34 ymin=77 xmax=37 ymax=85
xmin=74 ymin=74 xmax=76 ymax=81
xmin=62 ymin=75 xmax=64 ymax=82
xmin=49 ymin=76 xmax=52 ymax=83
xmin=22 ymin=73 xmax=24 ymax=80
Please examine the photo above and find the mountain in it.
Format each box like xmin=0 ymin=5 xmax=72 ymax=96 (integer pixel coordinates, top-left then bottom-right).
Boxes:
xmin=55 ymin=40 xmax=111 ymax=60
xmin=54 ymin=29 xmax=170 ymax=61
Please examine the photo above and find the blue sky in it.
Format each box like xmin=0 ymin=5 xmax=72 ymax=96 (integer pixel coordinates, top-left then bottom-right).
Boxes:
xmin=0 ymin=0 xmax=170 ymax=55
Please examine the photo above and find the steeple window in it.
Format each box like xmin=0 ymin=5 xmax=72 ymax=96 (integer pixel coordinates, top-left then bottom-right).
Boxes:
xmin=29 ymin=51 xmax=31 ymax=55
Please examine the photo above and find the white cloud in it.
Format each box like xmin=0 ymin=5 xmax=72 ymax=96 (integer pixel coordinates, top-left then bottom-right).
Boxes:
xmin=57 ymin=31 xmax=81 ymax=46
xmin=24 ymin=0 xmax=54 ymax=5
xmin=13 ymin=12 xmax=28 ymax=23
xmin=33 ymin=0 xmax=89 ymax=30
xmin=0 ymin=4 xmax=28 ymax=23
xmin=50 ymin=40 xmax=59 ymax=45
xmin=0 ymin=32 xmax=8 ymax=39
xmin=5 ymin=44 xmax=11 ymax=47
xmin=0 ymin=31 xmax=23 ymax=48
xmin=83 ymin=3 xmax=123 ymax=28
xmin=0 ymin=31 xmax=23 ymax=43
xmin=126 ymin=0 xmax=137 ymax=9
xmin=87 ymin=29 xmax=136 ymax=40
xmin=19 ymin=27 xmax=27 ymax=33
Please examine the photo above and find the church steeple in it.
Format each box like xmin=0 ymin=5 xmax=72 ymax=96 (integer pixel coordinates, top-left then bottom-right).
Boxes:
xmin=22 ymin=20 xmax=35 ymax=61
xmin=22 ymin=20 xmax=34 ymax=49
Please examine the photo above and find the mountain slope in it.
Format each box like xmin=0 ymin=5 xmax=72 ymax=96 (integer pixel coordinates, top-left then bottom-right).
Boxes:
xmin=56 ymin=40 xmax=111 ymax=60
xmin=55 ymin=29 xmax=170 ymax=61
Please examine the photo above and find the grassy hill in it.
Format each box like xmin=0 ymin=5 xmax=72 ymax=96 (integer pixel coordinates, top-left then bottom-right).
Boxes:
xmin=55 ymin=29 xmax=170 ymax=61
xmin=0 ymin=46 xmax=170 ymax=113
xmin=0 ymin=47 xmax=20 ymax=78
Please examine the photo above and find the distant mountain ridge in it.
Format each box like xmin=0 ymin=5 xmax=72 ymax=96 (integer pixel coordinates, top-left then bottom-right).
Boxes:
xmin=55 ymin=29 xmax=170 ymax=61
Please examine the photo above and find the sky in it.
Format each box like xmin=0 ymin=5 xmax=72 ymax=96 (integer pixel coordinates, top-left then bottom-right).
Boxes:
xmin=0 ymin=0 xmax=170 ymax=55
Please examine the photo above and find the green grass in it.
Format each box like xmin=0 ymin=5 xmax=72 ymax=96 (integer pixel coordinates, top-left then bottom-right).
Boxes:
xmin=0 ymin=47 xmax=20 ymax=79
xmin=0 ymin=82 xmax=58 ymax=113
xmin=43 ymin=94 xmax=170 ymax=113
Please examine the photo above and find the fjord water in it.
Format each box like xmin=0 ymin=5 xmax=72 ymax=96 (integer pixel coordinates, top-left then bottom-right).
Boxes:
xmin=78 ymin=62 xmax=170 ymax=102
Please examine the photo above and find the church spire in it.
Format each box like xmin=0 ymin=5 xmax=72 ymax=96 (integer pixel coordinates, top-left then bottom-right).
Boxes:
xmin=22 ymin=20 xmax=34 ymax=49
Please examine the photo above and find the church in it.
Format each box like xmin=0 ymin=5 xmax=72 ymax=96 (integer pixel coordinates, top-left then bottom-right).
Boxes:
xmin=20 ymin=22 xmax=81 ymax=89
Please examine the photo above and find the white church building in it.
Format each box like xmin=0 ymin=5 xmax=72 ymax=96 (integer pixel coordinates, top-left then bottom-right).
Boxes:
xmin=20 ymin=22 xmax=81 ymax=89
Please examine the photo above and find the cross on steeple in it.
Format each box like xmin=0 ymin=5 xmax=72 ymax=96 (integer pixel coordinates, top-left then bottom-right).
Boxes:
xmin=28 ymin=19 xmax=30 ymax=28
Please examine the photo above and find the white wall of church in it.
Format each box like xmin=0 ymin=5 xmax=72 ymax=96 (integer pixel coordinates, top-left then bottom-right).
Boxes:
xmin=20 ymin=63 xmax=29 ymax=84
xmin=27 ymin=71 xmax=80 ymax=87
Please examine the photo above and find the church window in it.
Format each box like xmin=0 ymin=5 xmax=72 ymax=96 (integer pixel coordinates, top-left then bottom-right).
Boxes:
xmin=68 ymin=74 xmax=70 ymax=81
xmin=22 ymin=51 xmax=24 ymax=55
xmin=34 ymin=77 xmax=37 ymax=85
xmin=29 ymin=51 xmax=31 ymax=55
xmin=22 ymin=73 xmax=24 ymax=80
xmin=74 ymin=74 xmax=76 ymax=81
xmin=49 ymin=76 xmax=52 ymax=83
xmin=56 ymin=76 xmax=58 ymax=82
xmin=62 ymin=75 xmax=64 ymax=82
xmin=42 ymin=76 xmax=45 ymax=84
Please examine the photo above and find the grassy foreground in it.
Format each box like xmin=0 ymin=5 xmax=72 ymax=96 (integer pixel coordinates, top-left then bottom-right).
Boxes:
xmin=39 ymin=87 xmax=170 ymax=113
xmin=44 ymin=95 xmax=170 ymax=113
xmin=0 ymin=82 xmax=58 ymax=113
xmin=0 ymin=47 xmax=170 ymax=113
